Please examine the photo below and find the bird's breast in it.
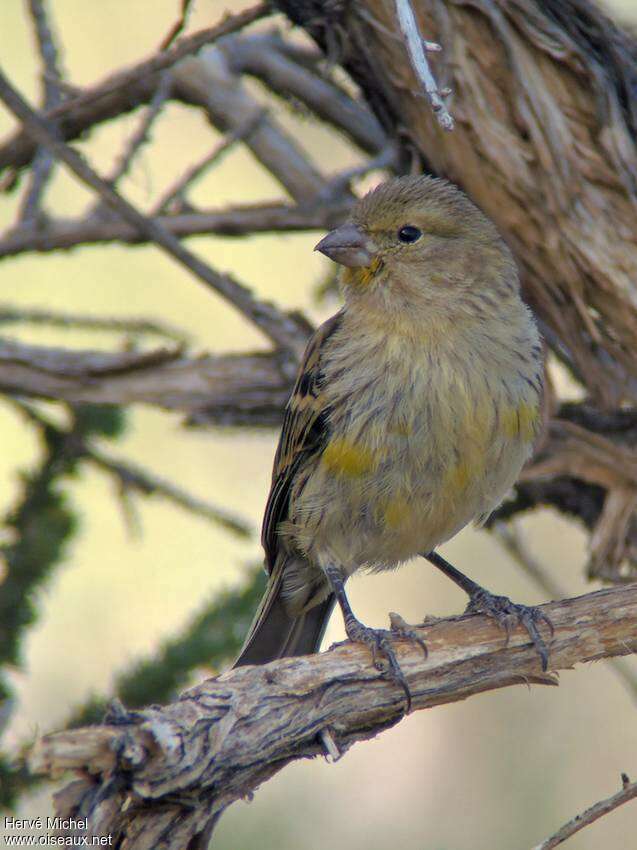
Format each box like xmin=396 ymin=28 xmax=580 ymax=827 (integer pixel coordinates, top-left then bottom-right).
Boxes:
xmin=291 ymin=315 xmax=542 ymax=568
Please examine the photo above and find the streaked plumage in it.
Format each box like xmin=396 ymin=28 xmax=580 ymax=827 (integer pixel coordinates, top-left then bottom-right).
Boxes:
xmin=235 ymin=175 xmax=544 ymax=670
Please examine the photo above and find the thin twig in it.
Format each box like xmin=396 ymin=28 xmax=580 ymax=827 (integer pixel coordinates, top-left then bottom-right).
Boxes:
xmin=18 ymin=0 xmax=64 ymax=224
xmin=532 ymin=775 xmax=637 ymax=849
xmin=394 ymin=0 xmax=454 ymax=130
xmin=88 ymin=446 xmax=252 ymax=538
xmin=0 ymin=70 xmax=308 ymax=361
xmin=0 ymin=199 xmax=351 ymax=257
xmin=14 ymin=401 xmax=252 ymax=538
xmin=153 ymin=111 xmax=266 ymax=215
xmin=0 ymin=304 xmax=188 ymax=342
xmin=36 ymin=4 xmax=270 ymax=125
xmin=159 ymin=0 xmax=195 ymax=51
xmin=103 ymin=72 xmax=173 ymax=189
xmin=0 ymin=200 xmax=352 ymax=258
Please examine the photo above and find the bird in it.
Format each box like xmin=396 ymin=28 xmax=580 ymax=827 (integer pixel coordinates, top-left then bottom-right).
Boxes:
xmin=234 ymin=174 xmax=551 ymax=697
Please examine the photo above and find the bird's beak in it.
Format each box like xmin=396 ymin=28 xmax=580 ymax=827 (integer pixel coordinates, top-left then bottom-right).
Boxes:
xmin=314 ymin=223 xmax=376 ymax=268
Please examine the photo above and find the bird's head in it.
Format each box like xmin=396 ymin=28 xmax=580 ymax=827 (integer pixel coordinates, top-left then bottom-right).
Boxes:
xmin=315 ymin=175 xmax=517 ymax=315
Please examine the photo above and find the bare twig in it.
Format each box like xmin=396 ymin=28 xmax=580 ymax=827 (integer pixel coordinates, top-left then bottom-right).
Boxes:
xmin=0 ymin=305 xmax=188 ymax=342
xmin=153 ymin=111 xmax=267 ymax=214
xmin=30 ymin=584 xmax=637 ymax=847
xmin=18 ymin=0 xmax=64 ymax=223
xmin=175 ymin=48 xmax=327 ymax=201
xmin=44 ymin=4 xmax=270 ymax=126
xmin=0 ymin=200 xmax=351 ymax=258
xmin=159 ymin=0 xmax=195 ymax=52
xmin=14 ymin=401 xmax=252 ymax=538
xmin=532 ymin=774 xmax=637 ymax=849
xmin=394 ymin=0 xmax=453 ymax=130
xmin=88 ymin=446 xmax=252 ymax=538
xmin=102 ymin=72 xmax=173 ymax=189
xmin=0 ymin=4 xmax=270 ymax=179
xmin=0 ymin=70 xmax=308 ymax=360
xmin=0 ymin=29 xmax=372 ymax=205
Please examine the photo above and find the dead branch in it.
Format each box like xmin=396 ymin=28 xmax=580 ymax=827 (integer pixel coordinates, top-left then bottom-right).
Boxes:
xmin=173 ymin=48 xmax=329 ymax=202
xmin=532 ymin=774 xmax=637 ymax=849
xmin=18 ymin=0 xmax=64 ymax=224
xmin=0 ymin=3 xmax=270 ymax=178
xmin=0 ymin=339 xmax=294 ymax=423
xmin=0 ymin=200 xmax=351 ymax=258
xmin=30 ymin=584 xmax=637 ymax=848
xmin=393 ymin=0 xmax=453 ymax=129
xmin=0 ymin=70 xmax=309 ymax=360
xmin=0 ymin=305 xmax=187 ymax=342
xmin=219 ymin=32 xmax=388 ymax=155
xmin=0 ymin=27 xmax=384 ymax=202
xmin=14 ymin=401 xmax=252 ymax=538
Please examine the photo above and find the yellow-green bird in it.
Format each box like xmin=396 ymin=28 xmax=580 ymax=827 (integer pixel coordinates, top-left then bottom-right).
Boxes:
xmin=235 ymin=175 xmax=551 ymax=690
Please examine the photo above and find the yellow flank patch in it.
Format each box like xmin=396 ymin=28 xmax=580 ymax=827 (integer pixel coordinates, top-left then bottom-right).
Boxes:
xmin=341 ymin=257 xmax=382 ymax=287
xmin=502 ymin=401 xmax=539 ymax=441
xmin=445 ymin=460 xmax=473 ymax=493
xmin=322 ymin=438 xmax=377 ymax=477
xmin=383 ymin=496 xmax=410 ymax=529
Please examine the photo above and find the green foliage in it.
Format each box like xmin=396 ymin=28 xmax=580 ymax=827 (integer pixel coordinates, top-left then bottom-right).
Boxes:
xmin=0 ymin=404 xmax=127 ymax=700
xmin=71 ymin=566 xmax=265 ymax=726
xmin=0 ymin=567 xmax=265 ymax=808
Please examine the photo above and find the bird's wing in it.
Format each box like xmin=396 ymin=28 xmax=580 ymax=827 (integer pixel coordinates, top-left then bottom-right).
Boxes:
xmin=261 ymin=311 xmax=343 ymax=571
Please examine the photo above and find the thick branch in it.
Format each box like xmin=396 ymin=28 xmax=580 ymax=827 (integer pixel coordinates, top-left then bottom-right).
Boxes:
xmin=31 ymin=584 xmax=637 ymax=848
xmin=0 ymin=340 xmax=293 ymax=423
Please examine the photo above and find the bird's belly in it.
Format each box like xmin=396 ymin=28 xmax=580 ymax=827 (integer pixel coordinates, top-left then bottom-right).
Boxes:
xmin=289 ymin=378 xmax=535 ymax=572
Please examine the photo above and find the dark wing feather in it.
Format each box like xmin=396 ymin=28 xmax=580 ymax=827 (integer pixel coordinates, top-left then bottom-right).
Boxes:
xmin=261 ymin=311 xmax=343 ymax=570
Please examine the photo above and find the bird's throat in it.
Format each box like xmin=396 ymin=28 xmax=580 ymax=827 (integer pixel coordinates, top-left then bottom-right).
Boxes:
xmin=341 ymin=257 xmax=383 ymax=288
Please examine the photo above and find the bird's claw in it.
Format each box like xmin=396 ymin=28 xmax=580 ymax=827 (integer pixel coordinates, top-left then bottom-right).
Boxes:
xmin=389 ymin=611 xmax=428 ymax=658
xmin=465 ymin=589 xmax=553 ymax=671
xmin=344 ymin=617 xmax=413 ymax=712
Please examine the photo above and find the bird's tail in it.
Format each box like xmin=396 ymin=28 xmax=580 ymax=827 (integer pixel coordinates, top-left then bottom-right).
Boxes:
xmin=233 ymin=562 xmax=335 ymax=667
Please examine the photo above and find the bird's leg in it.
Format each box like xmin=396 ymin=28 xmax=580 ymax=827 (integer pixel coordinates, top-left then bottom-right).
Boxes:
xmin=324 ymin=565 xmax=415 ymax=712
xmin=423 ymin=551 xmax=554 ymax=671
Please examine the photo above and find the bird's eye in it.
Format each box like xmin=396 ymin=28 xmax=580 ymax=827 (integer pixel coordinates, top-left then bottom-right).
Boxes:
xmin=398 ymin=225 xmax=422 ymax=243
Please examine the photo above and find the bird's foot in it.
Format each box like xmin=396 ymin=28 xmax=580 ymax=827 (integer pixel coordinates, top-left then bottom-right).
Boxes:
xmin=344 ymin=615 xmax=414 ymax=712
xmin=465 ymin=588 xmax=554 ymax=671
xmin=388 ymin=611 xmax=428 ymax=658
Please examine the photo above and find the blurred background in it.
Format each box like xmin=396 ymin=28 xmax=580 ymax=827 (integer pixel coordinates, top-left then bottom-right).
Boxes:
xmin=1 ymin=2 xmax=637 ymax=848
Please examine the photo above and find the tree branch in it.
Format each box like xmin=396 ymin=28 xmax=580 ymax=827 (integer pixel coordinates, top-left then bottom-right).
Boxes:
xmin=0 ymin=69 xmax=309 ymax=360
xmin=30 ymin=584 xmax=637 ymax=847
xmin=0 ymin=339 xmax=293 ymax=422
xmin=532 ymin=774 xmax=637 ymax=849
xmin=0 ymin=2 xmax=270 ymax=178
xmin=0 ymin=200 xmax=352 ymax=258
